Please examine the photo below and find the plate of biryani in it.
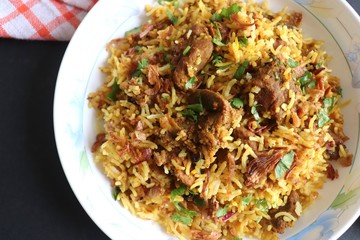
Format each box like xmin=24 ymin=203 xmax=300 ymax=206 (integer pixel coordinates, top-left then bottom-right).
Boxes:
xmin=53 ymin=0 xmax=360 ymax=239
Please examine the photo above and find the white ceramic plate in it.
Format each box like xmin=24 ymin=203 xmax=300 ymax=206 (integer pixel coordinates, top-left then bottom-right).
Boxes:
xmin=53 ymin=0 xmax=360 ymax=239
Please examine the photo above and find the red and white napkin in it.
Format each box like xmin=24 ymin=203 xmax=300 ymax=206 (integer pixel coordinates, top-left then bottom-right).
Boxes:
xmin=0 ymin=0 xmax=98 ymax=41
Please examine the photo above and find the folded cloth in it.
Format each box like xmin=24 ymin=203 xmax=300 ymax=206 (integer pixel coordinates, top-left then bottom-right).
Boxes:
xmin=0 ymin=0 xmax=98 ymax=41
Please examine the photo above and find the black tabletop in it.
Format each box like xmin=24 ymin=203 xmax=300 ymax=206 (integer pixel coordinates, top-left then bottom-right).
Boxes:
xmin=0 ymin=1 xmax=359 ymax=239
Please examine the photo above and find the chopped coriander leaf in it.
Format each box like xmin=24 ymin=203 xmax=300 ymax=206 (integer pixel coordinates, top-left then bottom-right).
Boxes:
xmin=174 ymin=203 xmax=200 ymax=217
xmin=298 ymin=71 xmax=313 ymax=94
xmin=230 ymin=98 xmax=244 ymax=109
xmin=125 ymin=26 xmax=141 ymax=36
xmin=324 ymin=97 xmax=335 ymax=111
xmin=171 ymin=211 xmax=193 ymax=225
xmin=170 ymin=185 xmax=186 ymax=202
xmin=251 ymin=105 xmax=260 ymax=121
xmin=193 ymin=197 xmax=206 ymax=207
xmin=134 ymin=45 xmax=142 ymax=52
xmin=187 ymin=103 xmax=204 ymax=113
xmin=255 ymin=199 xmax=269 ymax=214
xmin=211 ymin=4 xmax=242 ymax=22
xmin=212 ymin=53 xmax=223 ymax=64
xmin=107 ymin=79 xmax=119 ymax=102
xmin=307 ymin=80 xmax=317 ymax=89
xmin=238 ymin=36 xmax=248 ymax=47
xmin=241 ymin=194 xmax=252 ymax=206
xmin=316 ymin=61 xmax=323 ymax=69
xmin=217 ymin=63 xmax=233 ymax=70
xmin=215 ymin=205 xmax=229 ymax=217
xmin=275 ymin=151 xmax=295 ymax=179
xmin=165 ymin=9 xmax=178 ymax=24
xmin=185 ymin=76 xmax=197 ymax=89
xmin=234 ymin=60 xmax=249 ymax=80
xmin=212 ymin=38 xmax=227 ymax=46
xmin=132 ymin=58 xmax=149 ymax=78
xmin=156 ymin=46 xmax=165 ymax=51
xmin=112 ymin=186 xmax=120 ymax=200
xmin=318 ymin=108 xmax=330 ymax=127
xmin=180 ymin=109 xmax=198 ymax=122
xmin=183 ymin=45 xmax=191 ymax=55
xmin=138 ymin=58 xmax=149 ymax=69
xmin=338 ymin=87 xmax=343 ymax=97
xmin=288 ymin=58 xmax=299 ymax=68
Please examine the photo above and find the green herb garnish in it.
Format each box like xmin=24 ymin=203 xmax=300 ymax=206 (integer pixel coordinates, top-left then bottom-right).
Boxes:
xmin=217 ymin=63 xmax=233 ymax=70
xmin=324 ymin=97 xmax=335 ymax=111
xmin=170 ymin=185 xmax=186 ymax=202
xmin=171 ymin=211 xmax=193 ymax=225
xmin=134 ymin=45 xmax=142 ymax=52
xmin=251 ymin=105 xmax=260 ymax=121
xmin=338 ymin=87 xmax=343 ymax=97
xmin=183 ymin=45 xmax=191 ymax=55
xmin=211 ymin=4 xmax=241 ymax=22
xmin=275 ymin=151 xmax=295 ymax=179
xmin=212 ymin=53 xmax=223 ymax=65
xmin=107 ymin=79 xmax=119 ymax=102
xmin=234 ymin=60 xmax=249 ymax=80
xmin=185 ymin=76 xmax=197 ymax=89
xmin=241 ymin=194 xmax=252 ymax=206
xmin=212 ymin=24 xmax=226 ymax=46
xmin=193 ymin=197 xmax=206 ymax=207
xmin=298 ymin=71 xmax=314 ymax=94
xmin=230 ymin=98 xmax=244 ymax=109
xmin=215 ymin=205 xmax=229 ymax=217
xmin=125 ymin=26 xmax=141 ymax=36
xmin=318 ymin=108 xmax=330 ymax=127
xmin=132 ymin=58 xmax=149 ymax=78
xmin=238 ymin=35 xmax=248 ymax=47
xmin=316 ymin=61 xmax=323 ymax=69
xmin=112 ymin=186 xmax=120 ymax=200
xmin=288 ymin=58 xmax=299 ymax=68
xmin=165 ymin=9 xmax=178 ymax=24
xmin=255 ymin=199 xmax=269 ymax=214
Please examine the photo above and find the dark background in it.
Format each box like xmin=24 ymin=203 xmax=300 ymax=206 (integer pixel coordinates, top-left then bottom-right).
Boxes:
xmin=0 ymin=1 xmax=359 ymax=239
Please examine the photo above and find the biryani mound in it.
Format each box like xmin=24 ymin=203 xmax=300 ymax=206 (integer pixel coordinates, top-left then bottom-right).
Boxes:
xmin=88 ymin=0 xmax=352 ymax=239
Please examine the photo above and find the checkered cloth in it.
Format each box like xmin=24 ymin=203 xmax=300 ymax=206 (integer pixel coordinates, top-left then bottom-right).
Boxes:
xmin=0 ymin=0 xmax=98 ymax=41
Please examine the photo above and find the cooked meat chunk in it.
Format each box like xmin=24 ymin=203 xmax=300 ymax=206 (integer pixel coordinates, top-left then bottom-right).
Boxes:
xmin=244 ymin=150 xmax=284 ymax=187
xmin=283 ymin=12 xmax=303 ymax=28
xmin=173 ymin=38 xmax=213 ymax=90
xmin=233 ymin=126 xmax=258 ymax=151
xmin=189 ymin=89 xmax=243 ymax=165
xmin=250 ymin=62 xmax=299 ymax=122
xmin=269 ymin=191 xmax=300 ymax=233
